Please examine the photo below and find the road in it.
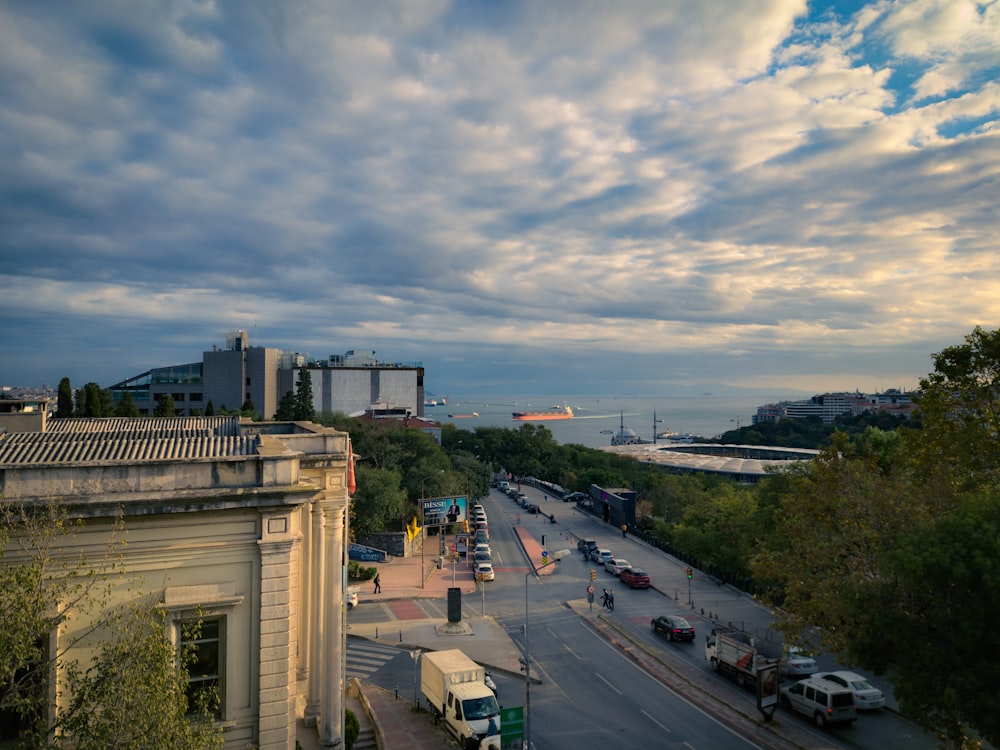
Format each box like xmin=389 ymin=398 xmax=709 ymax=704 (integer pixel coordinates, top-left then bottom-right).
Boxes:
xmin=349 ymin=484 xmax=940 ymax=749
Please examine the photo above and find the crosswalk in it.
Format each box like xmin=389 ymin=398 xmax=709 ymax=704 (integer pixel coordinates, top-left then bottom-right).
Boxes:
xmin=346 ymin=638 xmax=403 ymax=680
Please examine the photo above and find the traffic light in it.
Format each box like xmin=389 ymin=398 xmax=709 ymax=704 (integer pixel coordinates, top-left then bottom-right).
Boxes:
xmin=686 ymin=567 xmax=693 ymax=579
xmin=590 ymin=569 xmax=597 ymax=581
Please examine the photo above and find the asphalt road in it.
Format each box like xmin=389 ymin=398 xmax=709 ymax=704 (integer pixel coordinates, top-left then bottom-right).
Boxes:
xmin=350 ymin=485 xmax=941 ymax=750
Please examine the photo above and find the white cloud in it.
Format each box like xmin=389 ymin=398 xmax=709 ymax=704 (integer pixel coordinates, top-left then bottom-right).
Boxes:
xmin=0 ymin=1 xmax=997 ymax=396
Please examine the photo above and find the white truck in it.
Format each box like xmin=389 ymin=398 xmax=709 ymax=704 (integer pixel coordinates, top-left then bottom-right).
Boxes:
xmin=420 ymin=649 xmax=501 ymax=749
xmin=705 ymin=627 xmax=778 ymax=688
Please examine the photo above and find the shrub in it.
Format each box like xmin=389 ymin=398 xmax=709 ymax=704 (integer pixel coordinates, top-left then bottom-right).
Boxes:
xmin=344 ymin=709 xmax=359 ymax=749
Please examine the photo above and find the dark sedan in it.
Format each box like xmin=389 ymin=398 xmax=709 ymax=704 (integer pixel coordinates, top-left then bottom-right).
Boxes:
xmin=651 ymin=615 xmax=695 ymax=642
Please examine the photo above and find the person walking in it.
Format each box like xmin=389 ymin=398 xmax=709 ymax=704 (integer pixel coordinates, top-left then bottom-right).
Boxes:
xmin=607 ymin=588 xmax=615 ymax=611
xmin=373 ymin=572 xmax=381 ymax=594
xmin=601 ymin=588 xmax=609 ymax=609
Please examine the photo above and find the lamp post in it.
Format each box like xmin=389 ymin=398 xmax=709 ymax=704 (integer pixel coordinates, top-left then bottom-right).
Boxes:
xmin=419 ymin=470 xmax=444 ymax=589
xmin=522 ymin=548 xmax=569 ymax=750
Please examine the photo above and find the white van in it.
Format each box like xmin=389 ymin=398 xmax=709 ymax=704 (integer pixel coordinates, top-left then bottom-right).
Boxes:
xmin=780 ymin=677 xmax=857 ymax=727
xmin=498 ymin=481 xmax=509 ymax=492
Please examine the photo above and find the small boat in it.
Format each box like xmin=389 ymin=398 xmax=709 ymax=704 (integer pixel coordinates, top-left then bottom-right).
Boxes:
xmin=512 ymin=405 xmax=573 ymax=421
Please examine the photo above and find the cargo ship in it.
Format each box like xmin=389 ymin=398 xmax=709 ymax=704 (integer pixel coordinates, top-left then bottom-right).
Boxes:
xmin=512 ymin=404 xmax=574 ymax=421
xmin=448 ymin=412 xmax=479 ymax=419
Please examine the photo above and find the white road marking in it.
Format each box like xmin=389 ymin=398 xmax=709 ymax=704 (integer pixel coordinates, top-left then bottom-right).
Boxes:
xmin=640 ymin=709 xmax=672 ymax=734
xmin=594 ymin=672 xmax=622 ymax=695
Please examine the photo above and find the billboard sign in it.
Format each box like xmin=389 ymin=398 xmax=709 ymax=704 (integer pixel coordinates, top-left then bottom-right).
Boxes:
xmin=422 ymin=495 xmax=467 ymax=526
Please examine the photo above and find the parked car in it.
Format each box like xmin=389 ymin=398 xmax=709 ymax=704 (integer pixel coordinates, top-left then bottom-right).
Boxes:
xmin=473 ymin=550 xmax=492 ymax=564
xmin=475 ymin=563 xmax=495 ymax=582
xmin=813 ymin=672 xmax=885 ymax=710
xmin=780 ymin=677 xmax=857 ymax=727
xmin=780 ymin=645 xmax=817 ymax=677
xmin=604 ymin=558 xmax=632 ymax=576
xmin=346 ymin=587 xmax=359 ymax=609
xmin=563 ymin=492 xmax=587 ymax=503
xmin=577 ymin=538 xmax=597 ymax=556
xmin=651 ymin=615 xmax=695 ymax=642
xmin=524 ymin=503 xmax=540 ymax=514
xmin=592 ymin=549 xmax=614 ymax=566
xmin=619 ymin=567 xmax=650 ymax=588
xmin=473 ymin=542 xmax=491 ymax=556
xmin=473 ymin=528 xmax=489 ymax=544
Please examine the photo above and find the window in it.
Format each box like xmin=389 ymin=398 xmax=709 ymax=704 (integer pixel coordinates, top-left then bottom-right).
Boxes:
xmin=179 ymin=617 xmax=224 ymax=718
xmin=0 ymin=635 xmax=48 ymax=743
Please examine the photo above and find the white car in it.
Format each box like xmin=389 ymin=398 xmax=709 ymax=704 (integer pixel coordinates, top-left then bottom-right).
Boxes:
xmin=604 ymin=558 xmax=632 ymax=576
xmin=475 ymin=563 xmax=495 ymax=582
xmin=593 ymin=549 xmax=614 ymax=566
xmin=780 ymin=645 xmax=817 ymax=677
xmin=346 ymin=587 xmax=359 ymax=609
xmin=813 ymin=671 xmax=886 ymax=710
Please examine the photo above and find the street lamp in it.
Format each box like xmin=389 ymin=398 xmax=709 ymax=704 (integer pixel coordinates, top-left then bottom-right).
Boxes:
xmin=419 ymin=470 xmax=444 ymax=589
xmin=409 ymin=648 xmax=423 ymax=707
xmin=523 ymin=548 xmax=569 ymax=750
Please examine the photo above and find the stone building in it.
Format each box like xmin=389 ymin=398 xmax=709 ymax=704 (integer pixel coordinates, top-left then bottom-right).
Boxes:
xmin=0 ymin=416 xmax=354 ymax=749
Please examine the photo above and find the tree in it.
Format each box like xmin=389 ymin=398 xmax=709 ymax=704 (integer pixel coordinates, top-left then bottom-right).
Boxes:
xmin=76 ymin=383 xmax=111 ymax=418
xmin=56 ymin=378 xmax=74 ymax=419
xmin=154 ymin=394 xmax=175 ymax=417
xmin=239 ymin=399 xmax=259 ymax=420
xmin=58 ymin=602 xmax=224 ymax=750
xmin=751 ymin=327 xmax=1000 ymax=748
xmin=114 ymin=392 xmax=140 ymax=418
xmin=275 ymin=391 xmax=297 ymax=421
xmin=0 ymin=500 xmax=223 ymax=749
xmin=915 ymin=325 xmax=1000 ymax=488
xmin=295 ymin=370 xmax=315 ymax=422
xmin=350 ymin=465 xmax=407 ymax=539
xmin=204 ymin=400 xmax=215 ymax=417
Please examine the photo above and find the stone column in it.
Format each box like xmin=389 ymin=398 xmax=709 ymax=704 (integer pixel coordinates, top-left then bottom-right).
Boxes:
xmin=258 ymin=511 xmax=300 ymax=750
xmin=319 ymin=497 xmax=346 ymax=746
xmin=304 ymin=498 xmax=325 ymax=723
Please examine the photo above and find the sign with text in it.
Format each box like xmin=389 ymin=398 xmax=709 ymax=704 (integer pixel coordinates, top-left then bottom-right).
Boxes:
xmin=500 ymin=705 xmax=523 ymax=749
xmin=421 ymin=495 xmax=467 ymax=527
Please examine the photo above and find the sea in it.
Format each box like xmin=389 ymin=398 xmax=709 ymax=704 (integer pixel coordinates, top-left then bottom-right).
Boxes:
xmin=427 ymin=392 xmax=799 ymax=450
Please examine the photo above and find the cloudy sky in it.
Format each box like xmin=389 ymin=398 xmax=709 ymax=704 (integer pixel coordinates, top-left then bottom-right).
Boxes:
xmin=1 ymin=1 xmax=997 ymax=397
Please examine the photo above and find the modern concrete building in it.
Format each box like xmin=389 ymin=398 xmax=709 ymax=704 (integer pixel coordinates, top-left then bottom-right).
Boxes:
xmin=0 ymin=416 xmax=354 ymax=749
xmin=109 ymin=332 xmax=425 ymax=420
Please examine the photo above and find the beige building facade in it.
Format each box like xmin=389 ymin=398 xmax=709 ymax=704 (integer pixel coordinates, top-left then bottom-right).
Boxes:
xmin=0 ymin=416 xmax=354 ymax=749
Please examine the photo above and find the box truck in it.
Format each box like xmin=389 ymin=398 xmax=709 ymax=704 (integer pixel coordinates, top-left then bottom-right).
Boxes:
xmin=421 ymin=649 xmax=501 ymax=749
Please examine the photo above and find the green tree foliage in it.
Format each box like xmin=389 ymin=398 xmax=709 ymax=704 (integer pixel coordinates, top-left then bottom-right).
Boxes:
xmin=295 ymin=369 xmax=316 ymax=422
xmin=915 ymin=325 xmax=1000 ymax=488
xmin=275 ymin=391 xmax=297 ymax=421
xmin=56 ymin=378 xmax=74 ymax=418
xmin=114 ymin=392 xmax=140 ymax=417
xmin=58 ymin=604 xmax=223 ymax=750
xmin=153 ymin=394 xmax=175 ymax=417
xmin=239 ymin=399 xmax=259 ymax=420
xmin=0 ymin=501 xmax=222 ymax=749
xmin=204 ymin=400 xmax=215 ymax=416
xmin=75 ymin=383 xmax=111 ymax=418
xmin=750 ymin=326 xmax=1000 ymax=747
xmin=350 ymin=465 xmax=407 ymax=539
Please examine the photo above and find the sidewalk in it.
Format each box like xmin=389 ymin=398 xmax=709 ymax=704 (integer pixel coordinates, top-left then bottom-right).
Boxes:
xmin=297 ymin=535 xmax=531 ymax=750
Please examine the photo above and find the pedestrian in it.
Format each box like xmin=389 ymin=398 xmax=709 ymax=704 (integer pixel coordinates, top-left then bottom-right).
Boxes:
xmin=621 ymin=523 xmax=628 ymax=538
xmin=608 ymin=589 xmax=615 ymax=611
xmin=373 ymin=572 xmax=381 ymax=594
xmin=601 ymin=589 xmax=609 ymax=609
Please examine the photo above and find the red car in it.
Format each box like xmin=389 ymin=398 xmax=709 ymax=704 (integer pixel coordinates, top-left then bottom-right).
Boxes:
xmin=620 ymin=567 xmax=650 ymax=588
